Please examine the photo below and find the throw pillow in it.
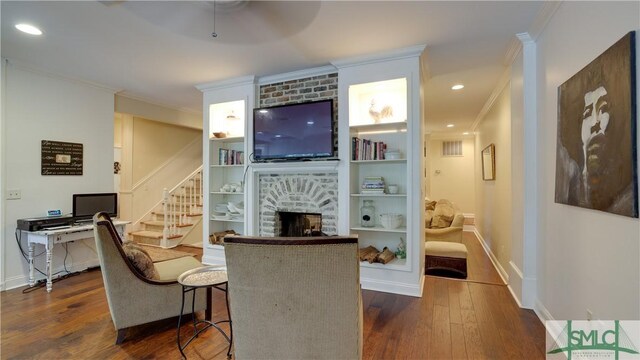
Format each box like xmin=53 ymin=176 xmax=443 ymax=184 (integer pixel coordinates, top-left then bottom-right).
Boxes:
xmin=431 ymin=202 xmax=455 ymax=228
xmin=122 ymin=242 xmax=159 ymax=280
xmin=425 ymin=209 xmax=434 ymax=228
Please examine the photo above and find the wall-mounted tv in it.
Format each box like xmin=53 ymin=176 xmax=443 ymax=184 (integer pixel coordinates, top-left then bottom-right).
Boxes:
xmin=73 ymin=193 xmax=118 ymax=222
xmin=253 ymin=99 xmax=334 ymax=161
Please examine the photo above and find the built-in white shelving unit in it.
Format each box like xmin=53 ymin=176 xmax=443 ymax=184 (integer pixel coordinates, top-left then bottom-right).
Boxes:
xmin=196 ymin=76 xmax=256 ymax=265
xmin=334 ymin=45 xmax=426 ymax=297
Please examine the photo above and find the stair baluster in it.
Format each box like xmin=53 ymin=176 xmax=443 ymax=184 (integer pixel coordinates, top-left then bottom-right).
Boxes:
xmin=132 ymin=167 xmax=203 ymax=248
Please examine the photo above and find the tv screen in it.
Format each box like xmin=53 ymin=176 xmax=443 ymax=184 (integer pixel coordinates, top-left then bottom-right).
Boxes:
xmin=73 ymin=193 xmax=118 ymax=221
xmin=253 ymin=99 xmax=334 ymax=161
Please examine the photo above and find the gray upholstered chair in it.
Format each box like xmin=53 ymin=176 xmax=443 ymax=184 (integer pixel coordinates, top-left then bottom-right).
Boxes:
xmin=93 ymin=212 xmax=209 ymax=344
xmin=224 ymin=236 xmax=363 ymax=360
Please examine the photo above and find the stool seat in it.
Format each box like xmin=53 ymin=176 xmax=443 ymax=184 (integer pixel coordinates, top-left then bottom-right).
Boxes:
xmin=425 ymin=241 xmax=468 ymax=279
xmin=425 ymin=241 xmax=467 ymax=259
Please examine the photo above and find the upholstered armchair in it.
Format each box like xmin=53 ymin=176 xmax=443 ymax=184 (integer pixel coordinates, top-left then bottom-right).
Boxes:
xmin=224 ymin=236 xmax=363 ymax=360
xmin=425 ymin=199 xmax=465 ymax=243
xmin=93 ymin=212 xmax=209 ymax=344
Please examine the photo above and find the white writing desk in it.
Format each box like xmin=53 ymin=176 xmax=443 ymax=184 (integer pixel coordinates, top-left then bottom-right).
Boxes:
xmin=21 ymin=220 xmax=128 ymax=292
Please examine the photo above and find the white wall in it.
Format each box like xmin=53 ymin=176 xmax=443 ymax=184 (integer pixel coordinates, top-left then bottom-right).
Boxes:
xmin=2 ymin=62 xmax=114 ymax=290
xmin=429 ymin=136 xmax=475 ymax=213
xmin=535 ymin=2 xmax=640 ymax=320
xmin=115 ymin=94 xmax=202 ymax=130
xmin=474 ymin=85 xmax=512 ymax=275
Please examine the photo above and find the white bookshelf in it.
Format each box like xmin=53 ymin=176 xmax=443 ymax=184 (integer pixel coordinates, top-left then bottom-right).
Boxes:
xmin=197 ymin=76 xmax=256 ymax=265
xmin=334 ymin=46 xmax=426 ymax=296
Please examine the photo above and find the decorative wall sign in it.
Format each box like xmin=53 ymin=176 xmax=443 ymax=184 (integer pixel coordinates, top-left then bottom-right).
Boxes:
xmin=41 ymin=140 xmax=83 ymax=175
xmin=555 ymin=31 xmax=637 ymax=218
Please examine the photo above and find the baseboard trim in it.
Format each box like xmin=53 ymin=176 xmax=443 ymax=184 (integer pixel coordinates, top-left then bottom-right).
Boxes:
xmin=534 ymin=299 xmax=554 ymax=322
xmin=508 ymin=261 xmax=524 ymax=307
xmin=472 ymin=228 xmax=509 ymax=284
xmin=463 ymin=224 xmax=476 ymax=232
xmin=3 ymin=258 xmax=100 ymax=291
xmin=202 ymin=254 xmax=226 ymax=266
xmin=360 ymin=277 xmax=423 ymax=297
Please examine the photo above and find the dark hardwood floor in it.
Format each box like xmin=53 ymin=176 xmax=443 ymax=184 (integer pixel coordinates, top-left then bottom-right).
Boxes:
xmin=1 ymin=245 xmax=545 ymax=359
xmin=459 ymin=231 xmax=505 ymax=285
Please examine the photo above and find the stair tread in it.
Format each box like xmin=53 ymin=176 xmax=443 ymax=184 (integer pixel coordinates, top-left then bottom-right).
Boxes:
xmin=130 ymin=230 xmax=183 ymax=240
xmin=142 ymin=220 xmax=193 ymax=228
xmin=130 ymin=230 xmax=163 ymax=239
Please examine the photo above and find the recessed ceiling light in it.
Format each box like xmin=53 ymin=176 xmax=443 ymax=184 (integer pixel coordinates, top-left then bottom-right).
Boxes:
xmin=15 ymin=23 xmax=42 ymax=36
xmin=451 ymin=84 xmax=464 ymax=90
xmin=307 ymin=121 xmax=314 ymax=125
xmin=446 ymin=124 xmax=455 ymax=128
xmin=463 ymin=132 xmax=470 ymax=135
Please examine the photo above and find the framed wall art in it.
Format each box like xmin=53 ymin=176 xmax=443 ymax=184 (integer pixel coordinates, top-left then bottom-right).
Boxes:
xmin=555 ymin=31 xmax=637 ymax=218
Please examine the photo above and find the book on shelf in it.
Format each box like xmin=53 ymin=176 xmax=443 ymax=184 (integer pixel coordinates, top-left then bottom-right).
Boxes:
xmin=351 ymin=137 xmax=387 ymax=161
xmin=218 ymin=148 xmax=244 ymax=165
xmin=360 ymin=189 xmax=385 ymax=194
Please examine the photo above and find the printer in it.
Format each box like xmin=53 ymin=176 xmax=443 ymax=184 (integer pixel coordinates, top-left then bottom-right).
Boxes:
xmin=17 ymin=215 xmax=75 ymax=232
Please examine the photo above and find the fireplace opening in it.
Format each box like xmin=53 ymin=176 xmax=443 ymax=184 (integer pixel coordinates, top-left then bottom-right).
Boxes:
xmin=276 ymin=211 xmax=323 ymax=237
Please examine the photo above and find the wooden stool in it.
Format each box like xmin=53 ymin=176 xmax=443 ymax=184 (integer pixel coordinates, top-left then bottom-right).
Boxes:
xmin=425 ymin=241 xmax=468 ymax=279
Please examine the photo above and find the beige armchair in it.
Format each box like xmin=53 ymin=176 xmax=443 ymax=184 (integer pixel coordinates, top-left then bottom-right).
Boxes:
xmin=93 ymin=212 xmax=209 ymax=344
xmin=425 ymin=200 xmax=464 ymax=243
xmin=224 ymin=236 xmax=363 ymax=360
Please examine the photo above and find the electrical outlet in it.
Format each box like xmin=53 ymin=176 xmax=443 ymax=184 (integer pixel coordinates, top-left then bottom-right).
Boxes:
xmin=6 ymin=189 xmax=21 ymax=200
xmin=587 ymin=309 xmax=593 ymax=321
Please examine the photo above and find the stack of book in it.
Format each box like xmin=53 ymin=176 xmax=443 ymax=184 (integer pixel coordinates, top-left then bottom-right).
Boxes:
xmin=351 ymin=137 xmax=387 ymax=161
xmin=219 ymin=148 xmax=244 ymax=165
xmin=361 ymin=176 xmax=385 ymax=194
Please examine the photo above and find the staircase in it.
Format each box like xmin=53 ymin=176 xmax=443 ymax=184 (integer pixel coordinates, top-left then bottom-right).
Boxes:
xmin=130 ymin=167 xmax=203 ymax=248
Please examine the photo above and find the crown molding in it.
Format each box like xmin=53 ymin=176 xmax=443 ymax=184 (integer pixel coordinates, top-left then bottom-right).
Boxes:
xmin=195 ymin=75 xmax=256 ymax=92
xmin=331 ymin=44 xmax=427 ymax=69
xmin=3 ymin=57 xmax=120 ymax=94
xmin=528 ymin=1 xmax=562 ymax=41
xmin=501 ymin=1 xmax=561 ymax=67
xmin=503 ymin=37 xmax=523 ymax=66
xmin=257 ymin=65 xmax=337 ymax=85
xmin=471 ymin=66 xmax=511 ymax=131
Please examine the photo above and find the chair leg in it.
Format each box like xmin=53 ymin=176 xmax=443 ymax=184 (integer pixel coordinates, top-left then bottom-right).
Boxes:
xmin=206 ymin=287 xmax=212 ymax=321
xmin=115 ymin=328 xmax=127 ymax=345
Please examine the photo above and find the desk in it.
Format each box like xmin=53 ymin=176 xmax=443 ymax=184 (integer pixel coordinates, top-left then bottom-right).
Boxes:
xmin=21 ymin=220 xmax=128 ymax=292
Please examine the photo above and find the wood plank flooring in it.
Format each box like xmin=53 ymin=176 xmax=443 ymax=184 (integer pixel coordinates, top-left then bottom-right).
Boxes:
xmin=1 ymin=246 xmax=545 ymax=359
xmin=460 ymin=231 xmax=505 ymax=284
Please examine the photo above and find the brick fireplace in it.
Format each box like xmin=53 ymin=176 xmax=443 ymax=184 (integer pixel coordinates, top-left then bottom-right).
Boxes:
xmin=258 ymin=173 xmax=338 ymax=237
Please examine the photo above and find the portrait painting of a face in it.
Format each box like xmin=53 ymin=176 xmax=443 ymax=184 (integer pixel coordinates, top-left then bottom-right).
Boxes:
xmin=555 ymin=31 xmax=638 ymax=218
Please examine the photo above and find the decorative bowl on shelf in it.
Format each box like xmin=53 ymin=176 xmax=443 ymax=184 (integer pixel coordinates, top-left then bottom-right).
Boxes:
xmin=378 ymin=213 xmax=403 ymax=229
xmin=212 ymin=132 xmax=227 ymax=138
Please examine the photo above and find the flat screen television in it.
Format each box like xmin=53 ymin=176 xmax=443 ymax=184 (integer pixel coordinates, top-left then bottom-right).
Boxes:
xmin=253 ymin=99 xmax=334 ymax=161
xmin=73 ymin=193 xmax=118 ymax=222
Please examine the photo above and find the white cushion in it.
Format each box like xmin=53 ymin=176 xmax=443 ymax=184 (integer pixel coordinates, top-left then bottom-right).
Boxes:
xmin=425 ymin=241 xmax=467 ymax=259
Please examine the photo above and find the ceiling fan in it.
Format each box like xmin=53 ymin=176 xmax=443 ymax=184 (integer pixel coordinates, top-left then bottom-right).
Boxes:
xmin=98 ymin=0 xmax=321 ymax=44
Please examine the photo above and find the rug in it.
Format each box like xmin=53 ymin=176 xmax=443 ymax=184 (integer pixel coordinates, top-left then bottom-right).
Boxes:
xmin=138 ymin=244 xmax=196 ymax=263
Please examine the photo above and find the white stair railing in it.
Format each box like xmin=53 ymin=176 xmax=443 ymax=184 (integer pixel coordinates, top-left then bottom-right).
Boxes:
xmin=161 ymin=166 xmax=203 ymax=248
